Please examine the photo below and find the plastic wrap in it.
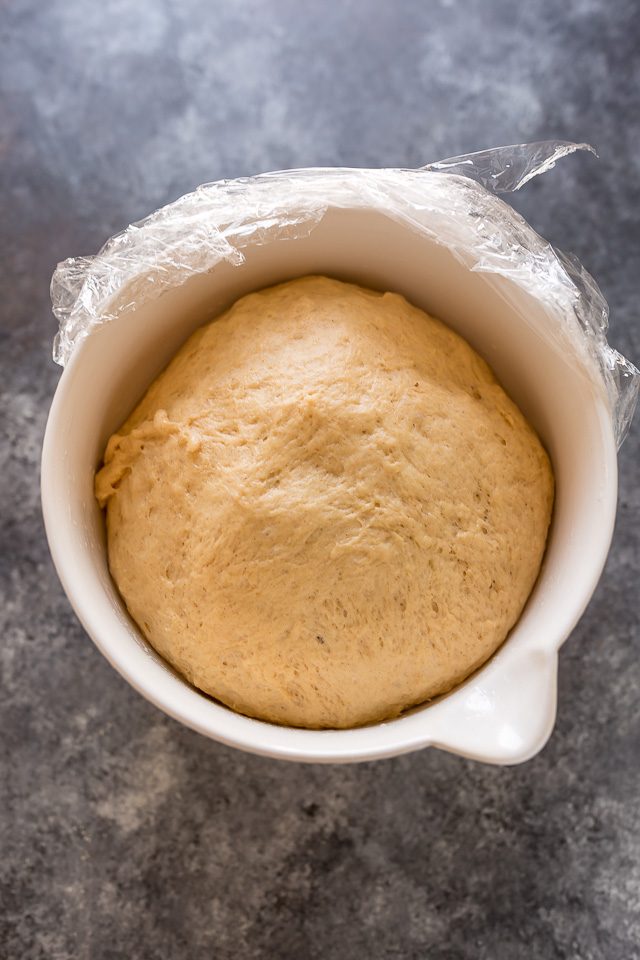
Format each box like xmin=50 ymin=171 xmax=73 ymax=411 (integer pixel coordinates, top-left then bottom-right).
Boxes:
xmin=51 ymin=141 xmax=638 ymax=446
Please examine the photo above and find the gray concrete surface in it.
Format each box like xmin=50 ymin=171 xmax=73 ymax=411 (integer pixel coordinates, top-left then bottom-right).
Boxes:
xmin=2 ymin=1 xmax=639 ymax=958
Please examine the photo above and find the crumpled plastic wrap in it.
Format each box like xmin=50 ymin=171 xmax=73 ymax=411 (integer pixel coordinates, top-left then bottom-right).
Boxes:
xmin=51 ymin=140 xmax=638 ymax=447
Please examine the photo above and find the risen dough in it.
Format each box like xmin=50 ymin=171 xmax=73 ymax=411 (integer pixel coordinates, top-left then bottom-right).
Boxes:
xmin=95 ymin=276 xmax=553 ymax=728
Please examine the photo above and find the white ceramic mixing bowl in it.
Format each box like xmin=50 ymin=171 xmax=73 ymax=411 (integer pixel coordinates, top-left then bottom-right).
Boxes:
xmin=41 ymin=200 xmax=618 ymax=764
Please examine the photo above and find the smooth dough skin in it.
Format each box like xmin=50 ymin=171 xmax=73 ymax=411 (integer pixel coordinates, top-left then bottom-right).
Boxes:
xmin=95 ymin=276 xmax=554 ymax=729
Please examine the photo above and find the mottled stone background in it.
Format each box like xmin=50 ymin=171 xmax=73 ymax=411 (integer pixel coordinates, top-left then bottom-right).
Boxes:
xmin=2 ymin=1 xmax=639 ymax=958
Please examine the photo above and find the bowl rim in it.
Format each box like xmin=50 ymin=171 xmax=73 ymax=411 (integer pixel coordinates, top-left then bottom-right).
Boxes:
xmin=41 ymin=212 xmax=620 ymax=765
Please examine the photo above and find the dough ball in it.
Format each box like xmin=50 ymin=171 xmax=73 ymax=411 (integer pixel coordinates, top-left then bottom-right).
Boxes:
xmin=95 ymin=276 xmax=554 ymax=728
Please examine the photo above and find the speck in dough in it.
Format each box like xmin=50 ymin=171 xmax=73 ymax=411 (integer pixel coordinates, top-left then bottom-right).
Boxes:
xmin=95 ymin=276 xmax=554 ymax=728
